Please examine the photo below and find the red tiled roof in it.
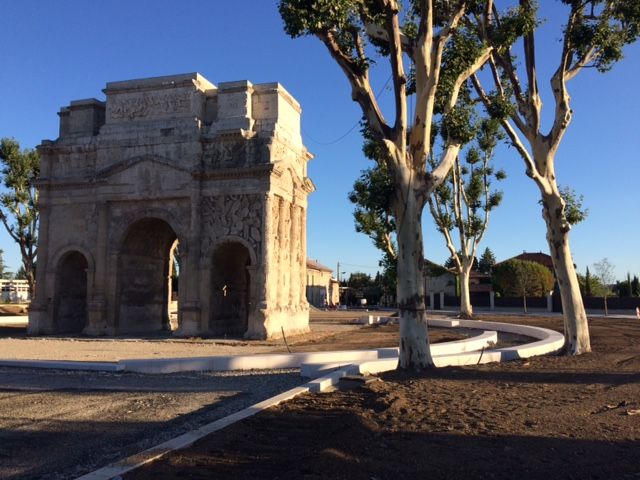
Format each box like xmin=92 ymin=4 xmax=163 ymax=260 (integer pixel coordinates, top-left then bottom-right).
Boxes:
xmin=499 ymin=252 xmax=554 ymax=271
xmin=306 ymin=259 xmax=333 ymax=272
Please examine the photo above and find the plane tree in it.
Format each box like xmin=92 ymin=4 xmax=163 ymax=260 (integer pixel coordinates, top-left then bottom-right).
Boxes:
xmin=469 ymin=0 xmax=639 ymax=354
xmin=428 ymin=116 xmax=505 ymax=318
xmin=278 ymin=0 xmax=528 ymax=369
xmin=0 ymin=138 xmax=39 ymax=295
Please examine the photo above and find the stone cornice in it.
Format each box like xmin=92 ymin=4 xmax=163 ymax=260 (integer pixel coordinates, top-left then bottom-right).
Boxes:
xmin=193 ymin=163 xmax=274 ymax=180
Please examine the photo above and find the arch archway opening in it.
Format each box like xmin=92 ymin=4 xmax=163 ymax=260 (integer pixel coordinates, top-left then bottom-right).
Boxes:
xmin=210 ymin=242 xmax=251 ymax=336
xmin=117 ymin=218 xmax=180 ymax=334
xmin=53 ymin=251 xmax=88 ymax=333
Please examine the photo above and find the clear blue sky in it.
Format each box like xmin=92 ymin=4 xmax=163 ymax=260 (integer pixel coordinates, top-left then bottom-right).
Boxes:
xmin=1 ymin=1 xmax=638 ymax=281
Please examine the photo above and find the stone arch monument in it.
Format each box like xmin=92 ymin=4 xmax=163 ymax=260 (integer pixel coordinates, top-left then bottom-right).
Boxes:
xmin=28 ymin=73 xmax=314 ymax=339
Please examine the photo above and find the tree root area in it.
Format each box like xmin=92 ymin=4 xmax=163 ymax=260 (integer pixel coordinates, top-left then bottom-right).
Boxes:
xmin=127 ymin=315 xmax=640 ymax=480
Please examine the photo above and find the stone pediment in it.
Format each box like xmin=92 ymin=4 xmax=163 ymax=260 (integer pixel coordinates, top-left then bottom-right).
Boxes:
xmin=94 ymin=155 xmax=192 ymax=180
xmin=94 ymin=155 xmax=192 ymax=196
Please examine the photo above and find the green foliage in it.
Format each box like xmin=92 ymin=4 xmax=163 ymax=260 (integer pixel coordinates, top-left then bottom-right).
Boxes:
xmin=350 ymin=122 xmax=397 ymax=292
xmin=484 ymin=91 xmax=517 ymax=121
xmin=492 ymin=259 xmax=554 ymax=297
xmin=491 ymin=3 xmax=539 ymax=52
xmin=593 ymin=257 xmax=615 ymax=296
xmin=0 ymin=249 xmax=4 ymax=279
xmin=348 ymin=163 xmax=396 ymax=257
xmin=632 ymin=275 xmax=640 ymax=297
xmin=536 ymin=185 xmax=588 ymax=226
xmin=278 ymin=0 xmax=384 ymax=72
xmin=578 ymin=269 xmax=607 ymax=297
xmin=559 ymin=186 xmax=588 ymax=226
xmin=444 ymin=254 xmax=478 ymax=271
xmin=14 ymin=266 xmax=29 ymax=281
xmin=564 ymin=0 xmax=640 ymax=73
xmin=478 ymin=247 xmax=496 ymax=274
xmin=614 ymin=275 xmax=633 ymax=297
xmin=344 ymin=271 xmax=384 ymax=305
xmin=429 ymin=116 xmax=506 ymax=267
xmin=0 ymin=138 xmax=39 ymax=293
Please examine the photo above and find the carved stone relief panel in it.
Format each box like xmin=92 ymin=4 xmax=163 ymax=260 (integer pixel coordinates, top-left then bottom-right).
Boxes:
xmin=201 ymin=194 xmax=263 ymax=261
xmin=107 ymin=90 xmax=191 ymax=121
xmin=205 ymin=140 xmax=247 ymax=169
xmin=204 ymin=137 xmax=268 ymax=170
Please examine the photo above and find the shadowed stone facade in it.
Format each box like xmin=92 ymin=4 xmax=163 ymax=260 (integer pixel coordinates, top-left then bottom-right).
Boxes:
xmin=29 ymin=73 xmax=314 ymax=339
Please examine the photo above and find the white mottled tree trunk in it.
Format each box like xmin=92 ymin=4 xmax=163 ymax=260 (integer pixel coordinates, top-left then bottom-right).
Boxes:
xmin=395 ymin=187 xmax=433 ymax=370
xmin=541 ymin=191 xmax=591 ymax=354
xmin=459 ymin=264 xmax=473 ymax=319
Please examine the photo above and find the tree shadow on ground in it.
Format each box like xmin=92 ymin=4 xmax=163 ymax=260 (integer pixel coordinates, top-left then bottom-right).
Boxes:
xmin=124 ymin=404 xmax=640 ymax=480
xmin=388 ymin=365 xmax=640 ymax=386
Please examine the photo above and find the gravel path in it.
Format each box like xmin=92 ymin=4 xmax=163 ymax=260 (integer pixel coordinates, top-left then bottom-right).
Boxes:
xmin=0 ymin=367 xmax=303 ymax=480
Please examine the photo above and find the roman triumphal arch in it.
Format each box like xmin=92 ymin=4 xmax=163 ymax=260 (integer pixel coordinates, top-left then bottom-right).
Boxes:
xmin=29 ymin=73 xmax=314 ymax=339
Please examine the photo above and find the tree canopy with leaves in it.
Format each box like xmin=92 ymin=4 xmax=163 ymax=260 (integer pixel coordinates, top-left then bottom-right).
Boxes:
xmin=279 ymin=0 xmax=524 ymax=369
xmin=280 ymin=0 xmax=638 ymax=362
xmin=493 ymin=259 xmax=554 ymax=312
xmin=0 ymin=138 xmax=39 ymax=294
xmin=0 ymin=248 xmax=5 ymax=279
xmin=478 ymin=246 xmax=496 ymax=274
xmin=593 ymin=257 xmax=615 ymax=315
xmin=428 ymin=116 xmax=505 ymax=317
xmin=468 ymin=0 xmax=639 ymax=354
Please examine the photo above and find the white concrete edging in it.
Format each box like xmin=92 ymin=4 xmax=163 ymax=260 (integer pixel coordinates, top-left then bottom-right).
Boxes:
xmin=300 ymin=330 xmax=499 ymax=379
xmin=0 ymin=315 xmax=28 ymax=325
xmin=352 ymin=319 xmax=564 ymax=374
xmin=76 ymin=384 xmax=312 ymax=480
xmin=73 ymin=318 xmax=563 ymax=480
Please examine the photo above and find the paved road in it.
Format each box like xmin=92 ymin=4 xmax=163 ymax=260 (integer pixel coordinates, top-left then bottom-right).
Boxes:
xmin=0 ymin=367 xmax=303 ymax=480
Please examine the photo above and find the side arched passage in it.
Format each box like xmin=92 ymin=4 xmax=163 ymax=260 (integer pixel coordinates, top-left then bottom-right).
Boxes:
xmin=116 ymin=218 xmax=179 ymax=333
xmin=53 ymin=251 xmax=88 ymax=333
xmin=210 ymin=242 xmax=252 ymax=336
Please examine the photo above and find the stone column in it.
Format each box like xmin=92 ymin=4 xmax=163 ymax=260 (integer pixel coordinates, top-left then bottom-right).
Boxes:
xmin=28 ymin=199 xmax=52 ymax=334
xmin=490 ymin=291 xmax=495 ymax=311
xmin=277 ymin=197 xmax=288 ymax=309
xmin=104 ymin=250 xmax=119 ymax=335
xmin=85 ymin=202 xmax=108 ymax=335
xmin=289 ymin=203 xmax=300 ymax=309
xmin=176 ymin=192 xmax=203 ymax=336
xmin=259 ymin=194 xmax=271 ymax=309
xmin=246 ymin=194 xmax=270 ymax=339
xmin=299 ymin=206 xmax=308 ymax=307
xmin=440 ymin=292 xmax=445 ymax=310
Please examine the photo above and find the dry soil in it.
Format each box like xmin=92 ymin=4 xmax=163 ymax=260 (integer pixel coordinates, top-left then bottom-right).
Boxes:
xmin=126 ymin=315 xmax=640 ymax=480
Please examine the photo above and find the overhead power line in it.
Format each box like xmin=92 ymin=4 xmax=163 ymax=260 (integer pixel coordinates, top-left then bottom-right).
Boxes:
xmin=302 ymin=74 xmax=393 ymax=146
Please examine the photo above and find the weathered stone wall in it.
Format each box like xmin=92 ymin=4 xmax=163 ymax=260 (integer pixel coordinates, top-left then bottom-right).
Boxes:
xmin=29 ymin=73 xmax=314 ymax=339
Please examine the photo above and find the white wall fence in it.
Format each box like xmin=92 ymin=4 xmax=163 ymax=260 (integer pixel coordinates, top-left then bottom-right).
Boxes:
xmin=0 ymin=280 xmax=30 ymax=303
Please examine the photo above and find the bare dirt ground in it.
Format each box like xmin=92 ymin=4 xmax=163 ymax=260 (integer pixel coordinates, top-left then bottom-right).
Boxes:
xmin=0 ymin=310 xmax=406 ymax=361
xmin=0 ymin=305 xmax=28 ymax=315
xmin=126 ymin=315 xmax=640 ymax=480
xmin=0 ymin=310 xmax=463 ymax=480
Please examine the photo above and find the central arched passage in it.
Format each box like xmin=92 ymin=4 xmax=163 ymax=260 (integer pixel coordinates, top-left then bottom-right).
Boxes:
xmin=117 ymin=218 xmax=179 ymax=333
xmin=210 ymin=242 xmax=251 ymax=336
xmin=53 ymin=251 xmax=88 ymax=333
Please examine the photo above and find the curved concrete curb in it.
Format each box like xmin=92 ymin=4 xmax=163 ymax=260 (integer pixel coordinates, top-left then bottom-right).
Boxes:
xmin=350 ymin=319 xmax=564 ymax=374
xmin=75 ymin=384 xmax=311 ymax=480
xmin=0 ymin=326 xmax=495 ymax=374
xmin=73 ymin=319 xmax=563 ymax=479
xmin=0 ymin=315 xmax=28 ymax=325
xmin=300 ymin=330 xmax=499 ymax=378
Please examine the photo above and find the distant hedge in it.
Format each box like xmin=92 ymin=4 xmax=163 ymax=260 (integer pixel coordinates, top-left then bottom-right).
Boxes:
xmin=492 ymin=259 xmax=554 ymax=297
